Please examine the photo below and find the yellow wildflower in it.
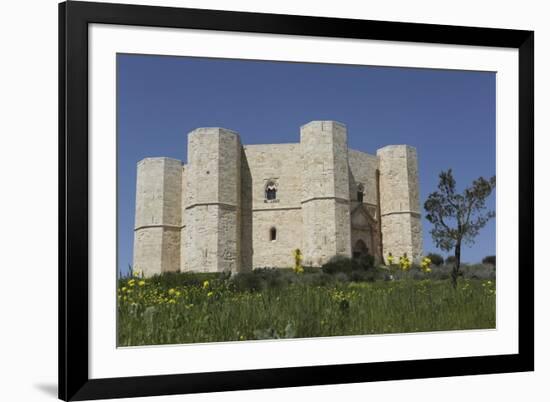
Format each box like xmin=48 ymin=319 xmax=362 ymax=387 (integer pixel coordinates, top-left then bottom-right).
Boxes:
xmin=138 ymin=280 xmax=146 ymax=287
xmin=399 ymin=254 xmax=411 ymax=271
xmin=168 ymin=288 xmax=176 ymax=295
xmin=202 ymin=280 xmax=209 ymax=289
xmin=207 ymin=291 xmax=214 ymax=297
xmin=420 ymin=256 xmax=432 ymax=273
xmin=292 ymin=248 xmax=304 ymax=274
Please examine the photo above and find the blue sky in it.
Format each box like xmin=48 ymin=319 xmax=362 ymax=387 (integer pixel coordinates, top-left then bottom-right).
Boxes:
xmin=117 ymin=54 xmax=496 ymax=274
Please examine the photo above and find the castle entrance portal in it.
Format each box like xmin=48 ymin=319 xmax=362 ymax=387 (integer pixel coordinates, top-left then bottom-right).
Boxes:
xmin=352 ymin=239 xmax=369 ymax=259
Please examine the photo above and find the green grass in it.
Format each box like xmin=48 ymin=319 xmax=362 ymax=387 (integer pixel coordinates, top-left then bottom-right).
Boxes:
xmin=117 ymin=272 xmax=496 ymax=346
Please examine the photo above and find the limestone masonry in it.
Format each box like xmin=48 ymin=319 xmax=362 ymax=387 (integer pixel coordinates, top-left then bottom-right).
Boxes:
xmin=133 ymin=121 xmax=423 ymax=276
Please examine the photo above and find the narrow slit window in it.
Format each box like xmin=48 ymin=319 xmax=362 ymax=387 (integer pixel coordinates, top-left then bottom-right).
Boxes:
xmin=270 ymin=227 xmax=277 ymax=241
xmin=357 ymin=183 xmax=364 ymax=203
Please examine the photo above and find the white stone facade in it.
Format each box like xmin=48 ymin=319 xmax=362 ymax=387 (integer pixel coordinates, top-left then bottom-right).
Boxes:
xmin=133 ymin=121 xmax=423 ymax=275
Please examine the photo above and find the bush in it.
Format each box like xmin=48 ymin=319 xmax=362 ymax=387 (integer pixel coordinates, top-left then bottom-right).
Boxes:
xmin=428 ymin=264 xmax=453 ymax=280
xmin=427 ymin=252 xmax=444 ymax=266
xmin=358 ymin=254 xmax=376 ymax=269
xmin=229 ymin=268 xmax=294 ymax=292
xmin=405 ymin=262 xmax=495 ymax=281
xmin=229 ymin=272 xmax=264 ymax=292
xmin=299 ymin=271 xmax=338 ymax=287
xmin=321 ymin=255 xmax=374 ymax=275
xmin=349 ymin=268 xmax=381 ymax=282
xmin=137 ymin=271 xmax=225 ymax=289
xmin=321 ymin=255 xmax=355 ymax=274
xmin=445 ymin=255 xmax=457 ymax=265
xmin=389 ymin=266 xmax=429 ymax=281
xmin=462 ymin=264 xmax=496 ymax=280
xmin=302 ymin=266 xmax=320 ymax=274
xmin=482 ymin=255 xmax=496 ymax=266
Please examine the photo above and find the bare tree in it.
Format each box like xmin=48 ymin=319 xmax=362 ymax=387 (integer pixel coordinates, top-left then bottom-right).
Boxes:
xmin=424 ymin=169 xmax=496 ymax=288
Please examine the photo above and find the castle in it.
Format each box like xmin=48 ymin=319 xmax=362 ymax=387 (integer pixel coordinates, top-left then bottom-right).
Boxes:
xmin=133 ymin=121 xmax=423 ymax=276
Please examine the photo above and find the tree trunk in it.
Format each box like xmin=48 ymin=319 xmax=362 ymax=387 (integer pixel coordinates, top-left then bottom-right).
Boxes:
xmin=451 ymin=241 xmax=461 ymax=289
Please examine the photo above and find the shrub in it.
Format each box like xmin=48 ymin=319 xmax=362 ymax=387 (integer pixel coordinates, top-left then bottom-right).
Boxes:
xmin=411 ymin=263 xmax=495 ymax=281
xmin=321 ymin=255 xmax=375 ymax=275
xmin=141 ymin=271 xmax=225 ymax=289
xmin=482 ymin=255 xmax=496 ymax=266
xmin=349 ymin=268 xmax=380 ymax=282
xmin=333 ymin=272 xmax=351 ymax=283
xmin=300 ymin=271 xmax=338 ymax=287
xmin=462 ymin=264 xmax=496 ymax=280
xmin=229 ymin=268 xmax=298 ymax=292
xmin=427 ymin=253 xmax=444 ymax=266
xmin=428 ymin=264 xmax=453 ymax=280
xmin=445 ymin=255 xmax=457 ymax=265
xmin=357 ymin=254 xmax=375 ymax=270
xmin=303 ymin=266 xmax=320 ymax=274
xmin=229 ymin=271 xmax=265 ymax=292
xmin=321 ymin=255 xmax=355 ymax=275
xmin=390 ymin=266 xmax=427 ymax=280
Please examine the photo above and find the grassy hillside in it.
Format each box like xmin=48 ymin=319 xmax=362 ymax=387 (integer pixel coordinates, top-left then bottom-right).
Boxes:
xmin=117 ymin=268 xmax=495 ymax=346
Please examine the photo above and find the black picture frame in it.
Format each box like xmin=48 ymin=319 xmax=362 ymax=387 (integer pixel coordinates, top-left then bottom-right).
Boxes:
xmin=59 ymin=1 xmax=534 ymax=400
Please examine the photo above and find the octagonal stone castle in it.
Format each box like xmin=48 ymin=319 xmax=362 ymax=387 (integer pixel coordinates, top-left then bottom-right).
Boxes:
xmin=133 ymin=121 xmax=423 ymax=276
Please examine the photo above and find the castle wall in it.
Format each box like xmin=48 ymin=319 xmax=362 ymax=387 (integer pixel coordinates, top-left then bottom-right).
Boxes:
xmin=179 ymin=165 xmax=188 ymax=271
xmin=377 ymin=145 xmax=423 ymax=262
xmin=348 ymin=149 xmax=379 ymax=207
xmin=133 ymin=228 xmax=163 ymax=275
xmin=300 ymin=121 xmax=351 ymax=266
xmin=240 ymin=155 xmax=253 ymax=271
xmin=244 ymin=144 xmax=303 ymax=208
xmin=243 ymin=143 xmax=304 ymax=269
xmin=348 ymin=149 xmax=382 ymax=260
xmin=184 ymin=128 xmax=241 ymax=272
xmin=133 ymin=157 xmax=182 ymax=276
xmin=250 ymin=209 xmax=303 ymax=268
xmin=134 ymin=121 xmax=423 ymax=275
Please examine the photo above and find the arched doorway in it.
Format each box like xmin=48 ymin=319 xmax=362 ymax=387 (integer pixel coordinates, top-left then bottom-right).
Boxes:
xmin=352 ymin=239 xmax=369 ymax=259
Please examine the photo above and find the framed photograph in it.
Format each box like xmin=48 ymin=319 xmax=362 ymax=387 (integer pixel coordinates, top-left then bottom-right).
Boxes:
xmin=59 ymin=1 xmax=534 ymax=400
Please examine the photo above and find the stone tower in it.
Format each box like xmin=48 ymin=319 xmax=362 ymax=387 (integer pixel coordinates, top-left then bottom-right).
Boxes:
xmin=133 ymin=157 xmax=183 ymax=277
xmin=183 ymin=128 xmax=241 ymax=272
xmin=300 ymin=121 xmax=352 ymax=266
xmin=377 ymin=145 xmax=423 ymax=262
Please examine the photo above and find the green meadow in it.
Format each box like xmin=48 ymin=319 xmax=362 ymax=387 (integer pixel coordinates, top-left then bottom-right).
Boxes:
xmin=117 ymin=265 xmax=496 ymax=346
